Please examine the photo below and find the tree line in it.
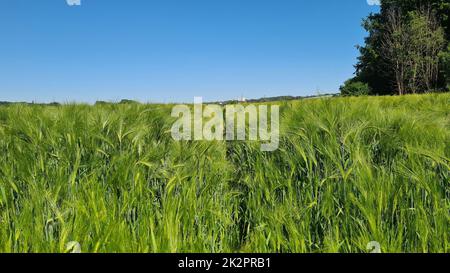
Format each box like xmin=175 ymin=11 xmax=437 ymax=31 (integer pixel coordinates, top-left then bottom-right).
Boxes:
xmin=341 ymin=0 xmax=450 ymax=96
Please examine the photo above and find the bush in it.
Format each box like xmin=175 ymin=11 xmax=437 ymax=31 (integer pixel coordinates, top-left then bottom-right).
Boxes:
xmin=119 ymin=99 xmax=140 ymax=104
xmin=340 ymin=80 xmax=371 ymax=96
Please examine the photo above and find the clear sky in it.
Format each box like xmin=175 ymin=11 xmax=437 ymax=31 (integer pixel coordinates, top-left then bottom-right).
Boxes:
xmin=0 ymin=0 xmax=380 ymax=103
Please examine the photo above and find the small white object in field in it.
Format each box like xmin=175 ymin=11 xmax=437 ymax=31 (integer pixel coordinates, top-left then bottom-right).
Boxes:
xmin=367 ymin=241 xmax=381 ymax=253
xmin=66 ymin=241 xmax=82 ymax=253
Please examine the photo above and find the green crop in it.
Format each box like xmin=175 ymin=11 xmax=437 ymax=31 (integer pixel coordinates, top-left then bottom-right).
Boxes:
xmin=0 ymin=93 xmax=448 ymax=253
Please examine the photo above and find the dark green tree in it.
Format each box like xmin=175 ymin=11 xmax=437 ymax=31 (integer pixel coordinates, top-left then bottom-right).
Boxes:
xmin=347 ymin=0 xmax=449 ymax=95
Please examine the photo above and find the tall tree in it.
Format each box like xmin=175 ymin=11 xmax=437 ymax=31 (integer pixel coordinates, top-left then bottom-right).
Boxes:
xmin=381 ymin=8 xmax=409 ymax=95
xmin=409 ymin=8 xmax=445 ymax=91
xmin=348 ymin=0 xmax=449 ymax=95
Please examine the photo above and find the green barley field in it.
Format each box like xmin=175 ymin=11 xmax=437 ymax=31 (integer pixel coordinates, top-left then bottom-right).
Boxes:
xmin=0 ymin=93 xmax=448 ymax=253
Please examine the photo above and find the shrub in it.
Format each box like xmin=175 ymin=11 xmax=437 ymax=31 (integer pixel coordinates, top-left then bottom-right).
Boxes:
xmin=340 ymin=80 xmax=371 ymax=96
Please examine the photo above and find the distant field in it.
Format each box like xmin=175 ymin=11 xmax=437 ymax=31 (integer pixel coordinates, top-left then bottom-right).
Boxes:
xmin=0 ymin=94 xmax=448 ymax=253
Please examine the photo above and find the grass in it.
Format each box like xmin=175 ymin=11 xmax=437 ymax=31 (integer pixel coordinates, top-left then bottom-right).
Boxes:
xmin=0 ymin=93 xmax=448 ymax=253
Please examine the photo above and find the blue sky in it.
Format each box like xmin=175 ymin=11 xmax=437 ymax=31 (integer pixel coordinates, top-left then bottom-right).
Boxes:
xmin=0 ymin=0 xmax=380 ymax=103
